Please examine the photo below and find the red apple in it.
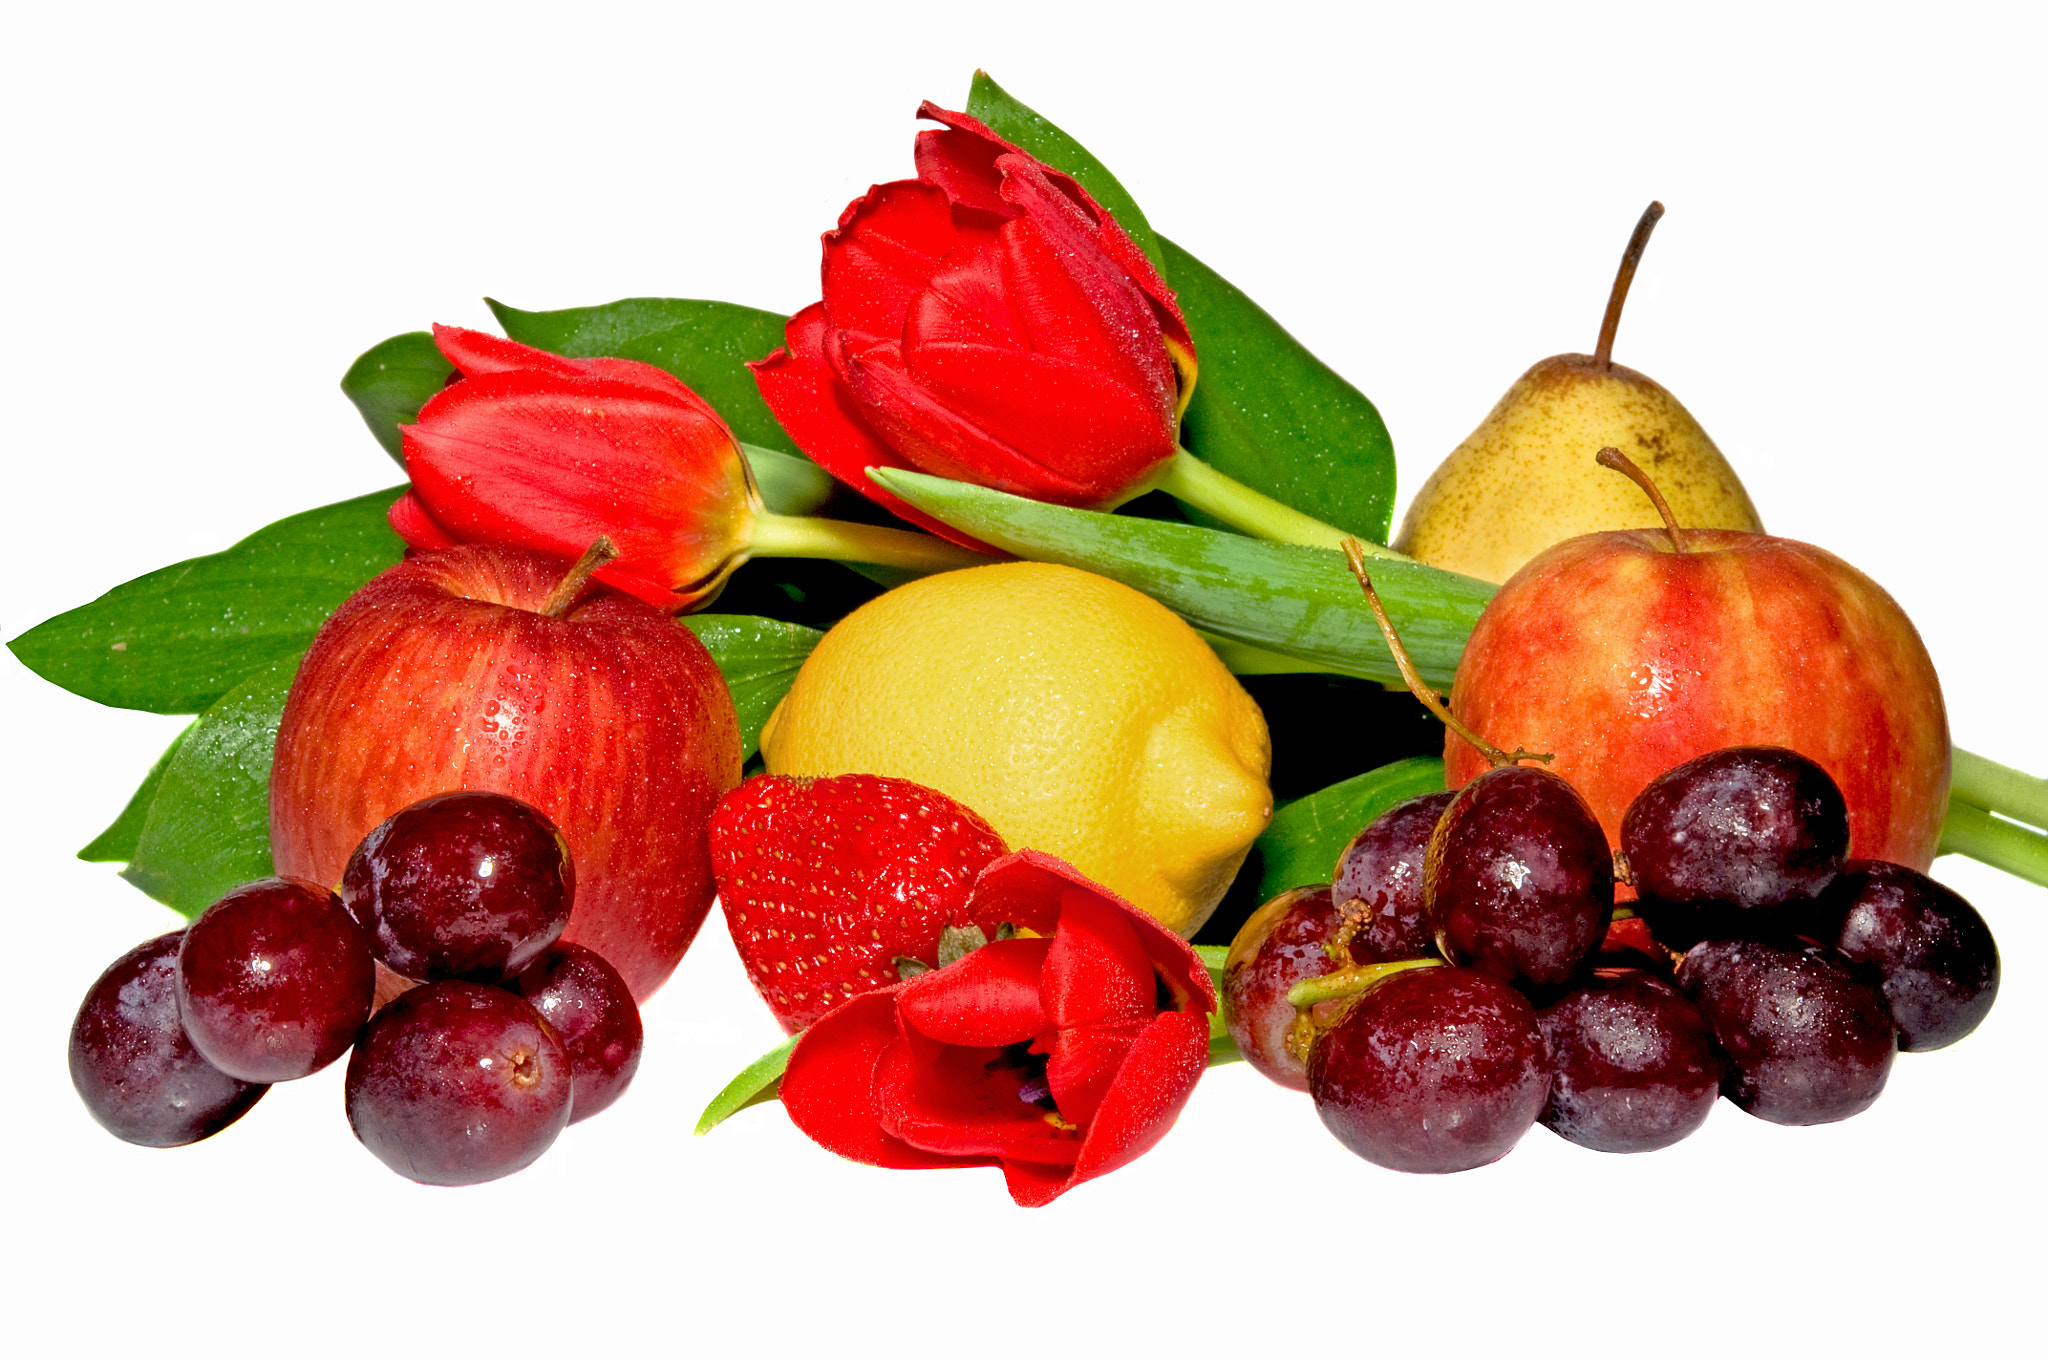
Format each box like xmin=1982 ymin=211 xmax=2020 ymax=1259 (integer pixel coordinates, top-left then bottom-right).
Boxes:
xmin=270 ymin=543 xmax=742 ymax=1002
xmin=1443 ymin=527 xmax=1949 ymax=876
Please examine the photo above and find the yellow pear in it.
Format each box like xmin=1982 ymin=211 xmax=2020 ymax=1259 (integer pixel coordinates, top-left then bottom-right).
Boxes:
xmin=1393 ymin=203 xmax=1763 ymax=584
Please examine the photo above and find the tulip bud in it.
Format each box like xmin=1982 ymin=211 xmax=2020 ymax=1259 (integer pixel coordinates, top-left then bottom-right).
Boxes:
xmin=396 ymin=326 xmax=760 ymax=612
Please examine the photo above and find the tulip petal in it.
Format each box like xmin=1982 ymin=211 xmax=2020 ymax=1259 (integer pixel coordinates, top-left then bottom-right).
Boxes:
xmin=781 ymin=990 xmax=987 ymax=1172
xmin=991 ymin=160 xmax=1176 ymax=398
xmin=387 ymin=490 xmax=460 ymax=550
xmin=827 ymin=331 xmax=1103 ymax=505
xmin=820 ymin=180 xmax=996 ymax=341
xmin=1042 ymin=1016 xmax=1147 ymax=1129
xmin=895 ymin=936 xmax=1052 ymax=1047
xmin=433 ymin=325 xmax=702 ymax=404
xmin=911 ymin=103 xmax=1194 ymax=361
xmin=875 ymin=1024 xmax=1084 ymax=1167
xmin=403 ymin=368 xmax=755 ymax=610
xmin=1041 ymin=886 xmax=1157 ymax=1029
xmin=749 ymin=307 xmax=996 ymax=553
xmin=1065 ymin=1009 xmax=1211 ymax=1190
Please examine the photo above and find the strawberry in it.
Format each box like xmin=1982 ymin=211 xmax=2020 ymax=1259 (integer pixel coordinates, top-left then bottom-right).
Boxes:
xmin=708 ymin=773 xmax=1008 ymax=1033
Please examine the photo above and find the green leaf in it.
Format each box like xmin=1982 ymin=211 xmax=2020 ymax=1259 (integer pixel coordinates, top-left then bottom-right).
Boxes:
xmin=341 ymin=332 xmax=454 ymax=466
xmin=490 ymin=297 xmax=798 ymax=455
xmin=680 ymin=614 xmax=824 ymax=762
xmin=8 ymin=488 xmax=406 ymax=715
xmin=121 ymin=655 xmax=297 ymax=918
xmin=870 ymin=469 xmax=1495 ymax=691
xmin=1163 ymin=236 xmax=1398 ymax=544
xmin=79 ymin=725 xmax=191 ymax=863
xmin=695 ymin=1034 xmax=797 ymax=1135
xmin=964 ymin=71 xmax=1166 ymax=276
xmin=1253 ymin=757 xmax=1447 ymax=900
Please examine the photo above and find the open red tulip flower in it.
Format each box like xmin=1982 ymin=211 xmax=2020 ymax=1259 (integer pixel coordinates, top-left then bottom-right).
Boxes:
xmin=751 ymin=104 xmax=1201 ymax=543
xmin=753 ymin=103 xmax=1362 ymax=552
xmin=394 ymin=326 xmax=986 ymax=612
xmin=779 ymin=850 xmax=1216 ymax=1207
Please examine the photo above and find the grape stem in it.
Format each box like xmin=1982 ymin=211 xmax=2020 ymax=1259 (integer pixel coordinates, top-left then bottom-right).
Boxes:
xmin=1343 ymin=539 xmax=1551 ymax=767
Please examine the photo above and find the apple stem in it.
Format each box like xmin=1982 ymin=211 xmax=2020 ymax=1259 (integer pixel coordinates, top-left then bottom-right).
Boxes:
xmin=1595 ymin=201 xmax=1665 ymax=369
xmin=1342 ymin=539 xmax=1551 ymax=768
xmin=1597 ymin=446 xmax=1692 ymax=553
xmin=540 ymin=536 xmax=621 ymax=618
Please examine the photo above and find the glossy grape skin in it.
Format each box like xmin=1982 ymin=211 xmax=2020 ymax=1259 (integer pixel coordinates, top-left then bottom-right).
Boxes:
xmin=1427 ymin=765 xmax=1613 ymax=987
xmin=342 ymin=790 xmax=574 ymax=983
xmin=1332 ymin=791 xmax=1455 ymax=960
xmin=1537 ymin=969 xmax=1722 ymax=1153
xmin=510 ymin=944 xmax=642 ymax=1122
xmin=1308 ymin=966 xmax=1550 ymax=1174
xmin=1623 ymin=747 xmax=1849 ymax=947
xmin=1816 ymin=861 xmax=1998 ymax=1052
xmin=176 ymin=877 xmax=376 ymax=1083
xmin=69 ymin=932 xmax=267 ymax=1147
xmin=345 ymin=981 xmax=572 ymax=1185
xmin=1677 ymin=937 xmax=1895 ymax=1126
xmin=1224 ymin=887 xmax=1348 ymax=1091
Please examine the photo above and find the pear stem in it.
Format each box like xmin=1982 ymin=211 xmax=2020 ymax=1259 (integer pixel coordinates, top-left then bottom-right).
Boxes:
xmin=540 ymin=536 xmax=621 ymax=618
xmin=1341 ymin=539 xmax=1549 ymax=768
xmin=1595 ymin=201 xmax=1665 ymax=369
xmin=1596 ymin=446 xmax=1691 ymax=552
xmin=1144 ymin=448 xmax=1408 ymax=557
xmin=748 ymin=511 xmax=994 ymax=575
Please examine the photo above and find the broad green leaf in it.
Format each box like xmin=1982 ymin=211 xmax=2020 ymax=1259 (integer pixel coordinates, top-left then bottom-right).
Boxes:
xmin=1163 ymin=237 xmax=1397 ymax=544
xmin=490 ymin=297 xmax=798 ymax=456
xmin=964 ymin=71 xmax=1166 ymax=276
xmin=9 ymin=488 xmax=406 ymax=715
xmin=695 ymin=1035 xmax=797 ymax=1135
xmin=1252 ymin=757 xmax=1447 ymax=901
xmin=871 ymin=469 xmax=1494 ymax=691
xmin=79 ymin=725 xmax=191 ymax=863
xmin=122 ymin=656 xmax=297 ymax=917
xmin=340 ymin=332 xmax=453 ymax=466
xmin=680 ymin=614 xmax=824 ymax=761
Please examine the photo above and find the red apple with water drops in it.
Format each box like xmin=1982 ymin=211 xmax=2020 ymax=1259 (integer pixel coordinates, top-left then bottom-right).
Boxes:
xmin=270 ymin=541 xmax=742 ymax=1002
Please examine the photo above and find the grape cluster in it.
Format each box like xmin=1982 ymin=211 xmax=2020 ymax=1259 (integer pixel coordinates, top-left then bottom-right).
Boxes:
xmin=68 ymin=791 xmax=643 ymax=1186
xmin=1226 ymin=746 xmax=1999 ymax=1173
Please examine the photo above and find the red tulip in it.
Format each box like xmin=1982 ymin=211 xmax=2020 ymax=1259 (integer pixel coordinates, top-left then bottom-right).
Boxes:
xmin=779 ymin=849 xmax=1214 ymax=1206
xmin=751 ymin=103 xmax=1198 ymax=546
xmin=394 ymin=325 xmax=758 ymax=612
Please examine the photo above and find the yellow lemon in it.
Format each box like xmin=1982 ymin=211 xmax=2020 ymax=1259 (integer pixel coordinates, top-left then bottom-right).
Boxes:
xmin=758 ymin=561 xmax=1273 ymax=938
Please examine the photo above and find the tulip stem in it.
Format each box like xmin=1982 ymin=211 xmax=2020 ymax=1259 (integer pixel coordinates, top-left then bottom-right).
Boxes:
xmin=1148 ymin=448 xmax=1409 ymax=558
xmin=749 ymin=511 xmax=993 ymax=576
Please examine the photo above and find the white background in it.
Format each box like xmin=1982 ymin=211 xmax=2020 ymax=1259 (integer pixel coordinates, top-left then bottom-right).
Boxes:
xmin=5 ymin=4 xmax=2043 ymax=1356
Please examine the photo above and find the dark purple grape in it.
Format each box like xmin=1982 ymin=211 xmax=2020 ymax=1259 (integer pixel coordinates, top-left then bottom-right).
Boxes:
xmin=1815 ymin=861 xmax=1998 ymax=1052
xmin=1426 ymin=765 xmax=1613 ymax=987
xmin=1223 ymin=886 xmax=1346 ymax=1091
xmin=345 ymin=981 xmax=572 ymax=1186
xmin=342 ymin=790 xmax=573 ymax=983
xmin=1677 ymin=937 xmax=1895 ymax=1126
xmin=1537 ymin=968 xmax=1722 ymax=1153
xmin=69 ymin=932 xmax=267 ymax=1147
xmin=175 ymin=877 xmax=375 ymax=1083
xmin=1332 ymin=790 xmax=1454 ymax=960
xmin=1623 ymin=747 xmax=1849 ymax=947
xmin=1308 ymin=965 xmax=1550 ymax=1173
xmin=510 ymin=943 xmax=642 ymax=1123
